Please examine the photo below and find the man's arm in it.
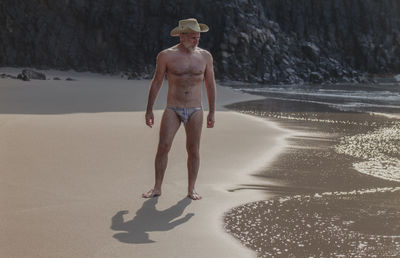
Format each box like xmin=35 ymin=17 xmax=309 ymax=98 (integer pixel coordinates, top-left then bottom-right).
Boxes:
xmin=145 ymin=51 xmax=167 ymax=128
xmin=204 ymin=51 xmax=216 ymax=128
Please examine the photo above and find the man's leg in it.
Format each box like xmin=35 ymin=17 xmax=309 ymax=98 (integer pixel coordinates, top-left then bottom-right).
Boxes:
xmin=184 ymin=109 xmax=203 ymax=200
xmin=142 ymin=108 xmax=181 ymax=198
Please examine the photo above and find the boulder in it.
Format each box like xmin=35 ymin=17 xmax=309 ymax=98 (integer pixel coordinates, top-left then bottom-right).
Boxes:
xmin=17 ymin=73 xmax=30 ymax=81
xmin=310 ymin=72 xmax=324 ymax=83
xmin=1 ymin=73 xmax=18 ymax=79
xmin=301 ymin=42 xmax=320 ymax=63
xmin=18 ymin=69 xmax=46 ymax=80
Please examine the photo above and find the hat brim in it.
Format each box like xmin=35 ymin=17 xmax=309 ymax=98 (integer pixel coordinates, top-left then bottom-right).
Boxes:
xmin=170 ymin=23 xmax=209 ymax=37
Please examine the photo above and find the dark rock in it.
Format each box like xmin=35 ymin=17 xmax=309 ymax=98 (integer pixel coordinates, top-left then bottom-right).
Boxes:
xmin=65 ymin=77 xmax=76 ymax=81
xmin=301 ymin=42 xmax=320 ymax=63
xmin=8 ymin=74 xmax=18 ymax=80
xmin=0 ymin=0 xmax=399 ymax=84
xmin=18 ymin=69 xmax=46 ymax=80
xmin=310 ymin=72 xmax=324 ymax=83
xmin=17 ymin=73 xmax=30 ymax=81
xmin=53 ymin=77 xmax=61 ymax=80
xmin=0 ymin=73 xmax=17 ymax=79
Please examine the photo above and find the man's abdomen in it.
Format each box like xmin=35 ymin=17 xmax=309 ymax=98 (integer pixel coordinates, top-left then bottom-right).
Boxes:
xmin=166 ymin=77 xmax=203 ymax=108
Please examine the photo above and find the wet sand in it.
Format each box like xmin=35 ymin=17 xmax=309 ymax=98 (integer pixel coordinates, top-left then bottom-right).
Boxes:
xmin=224 ymin=97 xmax=400 ymax=257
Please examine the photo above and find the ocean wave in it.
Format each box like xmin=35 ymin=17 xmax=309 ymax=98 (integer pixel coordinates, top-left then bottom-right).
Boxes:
xmin=235 ymin=86 xmax=400 ymax=110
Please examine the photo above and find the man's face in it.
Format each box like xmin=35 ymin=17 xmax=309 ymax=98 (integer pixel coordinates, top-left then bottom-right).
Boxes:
xmin=180 ymin=32 xmax=200 ymax=51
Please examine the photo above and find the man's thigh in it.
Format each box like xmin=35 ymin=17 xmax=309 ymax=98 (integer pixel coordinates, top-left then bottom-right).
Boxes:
xmin=159 ymin=108 xmax=181 ymax=146
xmin=184 ymin=110 xmax=203 ymax=147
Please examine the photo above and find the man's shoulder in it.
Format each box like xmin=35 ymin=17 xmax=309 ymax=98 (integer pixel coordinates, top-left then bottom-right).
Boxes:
xmin=161 ymin=45 xmax=179 ymax=54
xmin=196 ymin=48 xmax=213 ymax=61
xmin=196 ymin=47 xmax=211 ymax=55
xmin=157 ymin=46 xmax=179 ymax=60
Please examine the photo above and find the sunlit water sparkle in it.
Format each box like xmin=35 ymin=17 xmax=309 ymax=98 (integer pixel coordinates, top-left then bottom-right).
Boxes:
xmin=335 ymin=122 xmax=400 ymax=182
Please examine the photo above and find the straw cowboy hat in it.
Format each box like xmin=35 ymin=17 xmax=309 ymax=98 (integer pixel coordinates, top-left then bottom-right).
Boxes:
xmin=170 ymin=18 xmax=209 ymax=37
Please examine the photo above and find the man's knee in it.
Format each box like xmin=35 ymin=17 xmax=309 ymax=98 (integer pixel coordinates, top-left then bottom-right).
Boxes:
xmin=157 ymin=142 xmax=172 ymax=155
xmin=186 ymin=144 xmax=200 ymax=158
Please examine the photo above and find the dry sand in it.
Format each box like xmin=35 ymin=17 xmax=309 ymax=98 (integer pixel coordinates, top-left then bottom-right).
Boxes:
xmin=0 ymin=69 xmax=288 ymax=258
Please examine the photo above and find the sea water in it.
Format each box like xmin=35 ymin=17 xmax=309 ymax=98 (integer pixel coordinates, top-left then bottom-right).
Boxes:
xmin=235 ymin=83 xmax=400 ymax=183
xmin=236 ymin=83 xmax=400 ymax=115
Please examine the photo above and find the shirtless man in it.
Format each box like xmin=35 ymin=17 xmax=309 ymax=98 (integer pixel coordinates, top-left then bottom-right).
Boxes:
xmin=142 ymin=18 xmax=216 ymax=200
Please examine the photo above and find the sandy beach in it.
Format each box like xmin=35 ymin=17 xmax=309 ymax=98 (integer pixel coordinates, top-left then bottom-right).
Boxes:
xmin=0 ymin=69 xmax=289 ymax=258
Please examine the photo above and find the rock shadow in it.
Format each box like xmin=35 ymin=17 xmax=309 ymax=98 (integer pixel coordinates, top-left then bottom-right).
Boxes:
xmin=111 ymin=197 xmax=193 ymax=244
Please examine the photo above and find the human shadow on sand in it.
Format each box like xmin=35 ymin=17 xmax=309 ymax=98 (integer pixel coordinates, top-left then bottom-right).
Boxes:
xmin=111 ymin=197 xmax=193 ymax=244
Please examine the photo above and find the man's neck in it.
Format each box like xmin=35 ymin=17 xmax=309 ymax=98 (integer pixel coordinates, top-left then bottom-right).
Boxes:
xmin=178 ymin=43 xmax=195 ymax=54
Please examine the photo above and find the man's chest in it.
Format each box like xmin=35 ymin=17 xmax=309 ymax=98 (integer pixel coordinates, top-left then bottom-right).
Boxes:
xmin=167 ymin=56 xmax=206 ymax=76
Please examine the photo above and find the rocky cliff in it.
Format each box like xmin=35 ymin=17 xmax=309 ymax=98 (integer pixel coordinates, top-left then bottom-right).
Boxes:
xmin=1 ymin=0 xmax=400 ymax=84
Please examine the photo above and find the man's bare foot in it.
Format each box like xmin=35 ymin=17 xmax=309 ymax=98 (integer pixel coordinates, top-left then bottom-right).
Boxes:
xmin=187 ymin=190 xmax=202 ymax=200
xmin=142 ymin=188 xmax=161 ymax=198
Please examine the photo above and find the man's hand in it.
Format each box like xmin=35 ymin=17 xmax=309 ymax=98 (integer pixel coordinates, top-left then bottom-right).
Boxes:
xmin=145 ymin=111 xmax=154 ymax=128
xmin=207 ymin=112 xmax=215 ymax=128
